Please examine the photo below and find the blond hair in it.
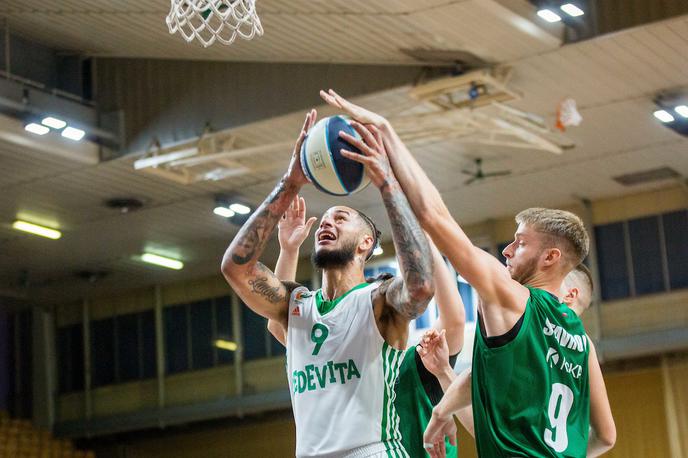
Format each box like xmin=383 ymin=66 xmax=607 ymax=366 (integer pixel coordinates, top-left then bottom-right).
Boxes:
xmin=515 ymin=208 xmax=589 ymax=267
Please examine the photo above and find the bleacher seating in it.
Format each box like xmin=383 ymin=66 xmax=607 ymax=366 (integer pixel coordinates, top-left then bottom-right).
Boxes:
xmin=0 ymin=411 xmax=95 ymax=458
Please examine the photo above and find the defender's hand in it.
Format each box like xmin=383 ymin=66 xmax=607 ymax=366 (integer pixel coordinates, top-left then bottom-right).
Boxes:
xmin=417 ymin=329 xmax=451 ymax=378
xmin=319 ymin=89 xmax=389 ymax=128
xmin=338 ymin=122 xmax=395 ymax=189
xmin=424 ymin=407 xmax=457 ymax=458
xmin=278 ymin=196 xmax=317 ymax=253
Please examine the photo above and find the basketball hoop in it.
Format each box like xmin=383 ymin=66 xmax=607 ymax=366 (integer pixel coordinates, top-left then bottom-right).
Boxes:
xmin=556 ymin=98 xmax=582 ymax=132
xmin=166 ymin=0 xmax=263 ymax=48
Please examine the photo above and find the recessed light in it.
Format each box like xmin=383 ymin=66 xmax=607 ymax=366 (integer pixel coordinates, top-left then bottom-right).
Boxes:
xmin=214 ymin=206 xmax=236 ymax=218
xmin=560 ymin=4 xmax=584 ymax=17
xmin=62 ymin=126 xmax=86 ymax=141
xmin=537 ymin=9 xmax=562 ymax=22
xmin=653 ymin=110 xmax=675 ymax=123
xmin=229 ymin=203 xmax=251 ymax=215
xmin=42 ymin=116 xmax=67 ymax=129
xmin=674 ymin=105 xmax=688 ymax=118
xmin=25 ymin=123 xmax=50 ymax=135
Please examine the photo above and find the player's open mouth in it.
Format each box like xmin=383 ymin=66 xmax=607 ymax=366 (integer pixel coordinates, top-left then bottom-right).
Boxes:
xmin=317 ymin=231 xmax=336 ymax=245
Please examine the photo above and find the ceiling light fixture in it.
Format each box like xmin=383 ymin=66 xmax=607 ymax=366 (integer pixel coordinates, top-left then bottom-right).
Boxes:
xmin=12 ymin=220 xmax=62 ymax=239
xmin=141 ymin=253 xmax=184 ymax=270
xmin=653 ymin=110 xmax=675 ymax=123
xmin=229 ymin=203 xmax=251 ymax=215
xmin=62 ymin=126 xmax=86 ymax=141
xmin=41 ymin=116 xmax=67 ymax=129
xmin=373 ymin=246 xmax=384 ymax=256
xmin=213 ymin=206 xmax=236 ymax=218
xmin=537 ymin=9 xmax=562 ymax=22
xmin=675 ymin=105 xmax=688 ymax=118
xmin=25 ymin=123 xmax=50 ymax=135
xmin=560 ymin=3 xmax=584 ymax=17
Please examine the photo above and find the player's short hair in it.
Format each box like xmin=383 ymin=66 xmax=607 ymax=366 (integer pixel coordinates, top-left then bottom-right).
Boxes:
xmin=356 ymin=210 xmax=382 ymax=261
xmin=515 ymin=208 xmax=589 ymax=267
xmin=564 ymin=263 xmax=594 ymax=308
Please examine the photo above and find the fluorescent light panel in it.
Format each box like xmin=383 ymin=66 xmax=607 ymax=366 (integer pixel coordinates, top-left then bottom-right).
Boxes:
xmin=62 ymin=126 xmax=86 ymax=141
xmin=675 ymin=105 xmax=688 ymax=118
xmin=12 ymin=220 xmax=61 ymax=239
xmin=213 ymin=206 xmax=236 ymax=218
xmin=25 ymin=123 xmax=50 ymax=135
xmin=653 ymin=110 xmax=675 ymax=123
xmin=537 ymin=9 xmax=562 ymax=22
xmin=141 ymin=253 xmax=183 ymax=270
xmin=560 ymin=3 xmax=584 ymax=17
xmin=42 ymin=116 xmax=67 ymax=129
xmin=229 ymin=203 xmax=251 ymax=215
xmin=214 ymin=339 xmax=238 ymax=351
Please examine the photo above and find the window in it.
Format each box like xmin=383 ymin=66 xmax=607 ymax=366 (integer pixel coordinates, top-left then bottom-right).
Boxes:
xmin=57 ymin=324 xmax=84 ymax=393
xmin=140 ymin=310 xmax=157 ymax=379
xmin=241 ymin=304 xmax=268 ymax=361
xmin=116 ymin=313 xmax=140 ymax=382
xmin=215 ymin=296 xmax=235 ymax=365
xmin=164 ymin=304 xmax=189 ymax=374
xmin=628 ymin=216 xmax=664 ymax=295
xmin=663 ymin=210 xmax=688 ymax=290
xmin=595 ymin=222 xmax=630 ymax=300
xmin=91 ymin=318 xmax=115 ymax=387
xmin=190 ymin=300 xmax=214 ymax=370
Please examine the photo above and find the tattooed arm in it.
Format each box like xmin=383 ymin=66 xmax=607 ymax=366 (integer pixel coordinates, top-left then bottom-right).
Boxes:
xmin=221 ymin=111 xmax=317 ymax=325
xmin=339 ymin=124 xmax=434 ymax=322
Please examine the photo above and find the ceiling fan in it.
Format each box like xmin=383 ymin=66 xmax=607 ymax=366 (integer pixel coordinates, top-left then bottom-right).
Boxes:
xmin=462 ymin=158 xmax=511 ymax=185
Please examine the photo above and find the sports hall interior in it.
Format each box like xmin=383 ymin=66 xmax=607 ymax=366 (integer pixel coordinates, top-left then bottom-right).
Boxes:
xmin=0 ymin=1 xmax=687 ymax=457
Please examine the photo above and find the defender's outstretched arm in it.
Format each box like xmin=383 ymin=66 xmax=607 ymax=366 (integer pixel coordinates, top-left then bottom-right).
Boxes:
xmin=322 ymin=90 xmax=527 ymax=321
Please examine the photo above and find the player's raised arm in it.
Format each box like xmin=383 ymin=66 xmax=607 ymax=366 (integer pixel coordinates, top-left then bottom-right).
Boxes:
xmin=428 ymin=239 xmax=465 ymax=355
xmin=323 ymin=90 xmax=528 ymax=326
xmin=587 ymin=341 xmax=616 ymax=456
xmin=221 ymin=110 xmax=317 ymax=324
xmin=339 ymin=123 xmax=434 ymax=321
xmin=267 ymin=195 xmax=316 ymax=346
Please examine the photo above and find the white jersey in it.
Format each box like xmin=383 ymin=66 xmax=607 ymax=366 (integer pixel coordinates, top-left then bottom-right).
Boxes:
xmin=286 ymin=282 xmax=408 ymax=458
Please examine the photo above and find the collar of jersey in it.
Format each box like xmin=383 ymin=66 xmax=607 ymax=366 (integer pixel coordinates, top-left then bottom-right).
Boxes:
xmin=315 ymin=282 xmax=369 ymax=316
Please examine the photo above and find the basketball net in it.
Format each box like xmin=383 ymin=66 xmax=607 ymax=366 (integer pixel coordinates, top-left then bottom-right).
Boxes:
xmin=166 ymin=0 xmax=263 ymax=48
xmin=556 ymin=98 xmax=582 ymax=132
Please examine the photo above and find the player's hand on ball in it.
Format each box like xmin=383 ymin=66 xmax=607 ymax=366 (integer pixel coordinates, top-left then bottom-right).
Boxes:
xmin=319 ymin=89 xmax=388 ymax=128
xmin=424 ymin=406 xmax=457 ymax=458
xmin=285 ymin=109 xmax=317 ymax=186
xmin=339 ymin=122 xmax=395 ymax=189
xmin=278 ymin=196 xmax=317 ymax=253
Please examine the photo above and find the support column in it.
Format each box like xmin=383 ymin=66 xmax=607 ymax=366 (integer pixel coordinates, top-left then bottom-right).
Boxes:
xmin=231 ymin=292 xmax=243 ymax=415
xmin=82 ymin=299 xmax=92 ymax=425
xmin=32 ymin=307 xmax=56 ymax=430
xmin=154 ymin=285 xmax=166 ymax=427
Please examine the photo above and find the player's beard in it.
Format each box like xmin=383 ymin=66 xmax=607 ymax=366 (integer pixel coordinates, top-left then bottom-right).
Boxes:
xmin=312 ymin=239 xmax=357 ymax=269
xmin=510 ymin=254 xmax=540 ymax=285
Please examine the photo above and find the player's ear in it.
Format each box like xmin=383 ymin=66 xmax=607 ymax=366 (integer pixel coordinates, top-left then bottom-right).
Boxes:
xmin=542 ymin=247 xmax=561 ymax=266
xmin=562 ymin=287 xmax=578 ymax=305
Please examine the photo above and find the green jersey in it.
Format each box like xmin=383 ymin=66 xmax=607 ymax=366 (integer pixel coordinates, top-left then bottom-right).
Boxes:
xmin=395 ymin=346 xmax=458 ymax=458
xmin=472 ymin=287 xmax=590 ymax=458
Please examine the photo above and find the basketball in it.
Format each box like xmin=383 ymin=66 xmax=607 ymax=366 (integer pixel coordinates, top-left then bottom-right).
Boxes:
xmin=300 ymin=115 xmax=371 ymax=196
